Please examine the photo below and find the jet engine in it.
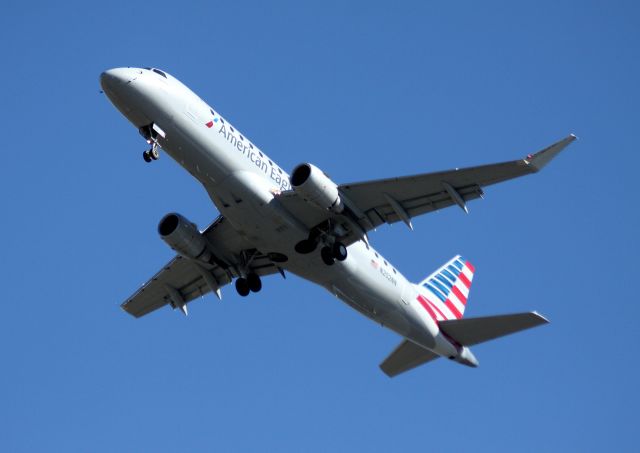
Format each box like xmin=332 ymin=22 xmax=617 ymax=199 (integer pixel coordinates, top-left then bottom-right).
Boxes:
xmin=158 ymin=213 xmax=215 ymax=263
xmin=290 ymin=163 xmax=344 ymax=213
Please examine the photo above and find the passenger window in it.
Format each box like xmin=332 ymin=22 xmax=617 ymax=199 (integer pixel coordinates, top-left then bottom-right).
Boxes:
xmin=230 ymin=126 xmax=235 ymax=132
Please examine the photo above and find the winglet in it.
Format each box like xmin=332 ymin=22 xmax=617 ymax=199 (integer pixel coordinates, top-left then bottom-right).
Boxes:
xmin=530 ymin=311 xmax=550 ymax=324
xmin=526 ymin=134 xmax=577 ymax=172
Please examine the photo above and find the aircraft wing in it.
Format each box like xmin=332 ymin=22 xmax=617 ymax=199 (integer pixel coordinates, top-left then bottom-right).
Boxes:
xmin=276 ymin=135 xmax=576 ymax=241
xmin=121 ymin=216 xmax=282 ymax=318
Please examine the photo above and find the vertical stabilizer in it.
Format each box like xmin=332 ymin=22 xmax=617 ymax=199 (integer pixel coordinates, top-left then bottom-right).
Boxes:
xmin=415 ymin=255 xmax=475 ymax=321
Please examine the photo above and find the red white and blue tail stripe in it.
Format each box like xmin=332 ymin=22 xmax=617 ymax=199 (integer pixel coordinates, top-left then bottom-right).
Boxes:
xmin=415 ymin=255 xmax=475 ymax=322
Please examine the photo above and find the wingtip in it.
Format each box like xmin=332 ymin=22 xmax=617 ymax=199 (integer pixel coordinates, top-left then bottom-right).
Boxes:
xmin=379 ymin=365 xmax=396 ymax=378
xmin=120 ymin=302 xmax=142 ymax=318
xmin=531 ymin=311 xmax=550 ymax=324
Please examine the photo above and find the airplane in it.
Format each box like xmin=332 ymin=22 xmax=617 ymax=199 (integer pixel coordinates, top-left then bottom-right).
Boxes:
xmin=100 ymin=66 xmax=575 ymax=377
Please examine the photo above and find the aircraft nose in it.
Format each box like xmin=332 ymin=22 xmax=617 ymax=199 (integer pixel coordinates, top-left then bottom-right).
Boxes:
xmin=100 ymin=67 xmax=135 ymax=92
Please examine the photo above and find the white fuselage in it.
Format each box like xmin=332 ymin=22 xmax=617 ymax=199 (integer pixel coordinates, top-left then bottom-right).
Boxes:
xmin=101 ymin=67 xmax=461 ymax=359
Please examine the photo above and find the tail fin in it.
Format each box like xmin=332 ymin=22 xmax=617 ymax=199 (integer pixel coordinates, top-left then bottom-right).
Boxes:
xmin=415 ymin=255 xmax=475 ymax=321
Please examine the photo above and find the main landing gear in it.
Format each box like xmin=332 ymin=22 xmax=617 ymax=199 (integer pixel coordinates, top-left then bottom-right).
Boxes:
xmin=320 ymin=241 xmax=347 ymax=266
xmin=235 ymin=273 xmax=262 ymax=297
xmin=294 ymin=227 xmax=348 ymax=266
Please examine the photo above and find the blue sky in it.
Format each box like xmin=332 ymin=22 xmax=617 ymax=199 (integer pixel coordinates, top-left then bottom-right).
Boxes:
xmin=1 ymin=1 xmax=638 ymax=451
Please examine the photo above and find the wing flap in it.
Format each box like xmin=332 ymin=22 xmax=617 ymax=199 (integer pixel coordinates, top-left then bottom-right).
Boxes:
xmin=379 ymin=340 xmax=440 ymax=377
xmin=438 ymin=312 xmax=549 ymax=346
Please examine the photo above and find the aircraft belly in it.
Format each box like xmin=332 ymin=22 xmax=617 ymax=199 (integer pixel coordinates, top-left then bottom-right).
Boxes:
xmin=297 ymin=242 xmax=412 ymax=337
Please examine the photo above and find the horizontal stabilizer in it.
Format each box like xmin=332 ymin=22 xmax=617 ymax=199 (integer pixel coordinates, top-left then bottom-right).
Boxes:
xmin=380 ymin=340 xmax=440 ymax=377
xmin=439 ymin=312 xmax=549 ymax=346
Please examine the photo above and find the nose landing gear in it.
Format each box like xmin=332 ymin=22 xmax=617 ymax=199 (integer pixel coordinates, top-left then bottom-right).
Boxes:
xmin=139 ymin=124 xmax=162 ymax=163
xmin=142 ymin=144 xmax=160 ymax=162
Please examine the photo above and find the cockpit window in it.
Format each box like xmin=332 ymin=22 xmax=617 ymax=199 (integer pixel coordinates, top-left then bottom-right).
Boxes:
xmin=152 ymin=68 xmax=167 ymax=78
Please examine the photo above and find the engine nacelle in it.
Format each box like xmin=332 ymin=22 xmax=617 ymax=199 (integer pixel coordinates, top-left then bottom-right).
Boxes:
xmin=290 ymin=163 xmax=344 ymax=213
xmin=158 ymin=213 xmax=213 ymax=262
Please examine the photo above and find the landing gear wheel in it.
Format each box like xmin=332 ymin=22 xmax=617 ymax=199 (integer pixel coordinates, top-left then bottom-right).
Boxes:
xmin=247 ymin=273 xmax=262 ymax=293
xmin=321 ymin=247 xmax=335 ymax=266
xmin=235 ymin=278 xmax=250 ymax=297
xmin=143 ymin=150 xmax=152 ymax=163
xmin=332 ymin=242 xmax=347 ymax=261
xmin=150 ymin=146 xmax=160 ymax=160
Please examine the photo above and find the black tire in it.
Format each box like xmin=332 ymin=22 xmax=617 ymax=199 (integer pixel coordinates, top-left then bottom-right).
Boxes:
xmin=332 ymin=242 xmax=347 ymax=261
xmin=143 ymin=151 xmax=152 ymax=162
xmin=235 ymin=278 xmax=250 ymax=297
xmin=247 ymin=273 xmax=262 ymax=293
xmin=321 ymin=247 xmax=335 ymax=266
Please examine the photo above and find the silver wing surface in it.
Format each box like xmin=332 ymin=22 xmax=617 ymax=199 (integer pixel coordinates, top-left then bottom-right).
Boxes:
xmin=122 ymin=216 xmax=281 ymax=318
xmin=276 ymin=135 xmax=576 ymax=243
